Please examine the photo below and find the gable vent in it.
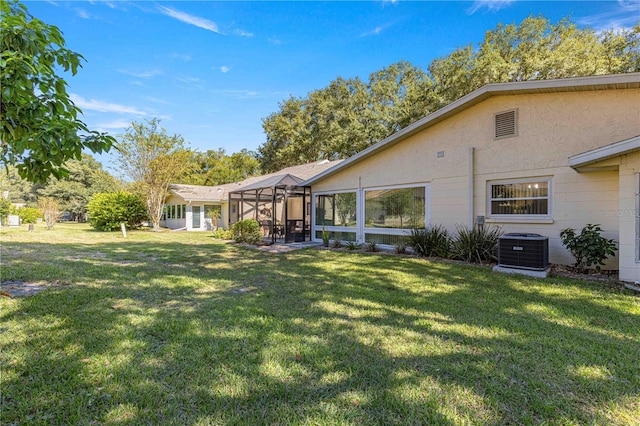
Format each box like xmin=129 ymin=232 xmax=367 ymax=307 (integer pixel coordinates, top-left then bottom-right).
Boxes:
xmin=494 ymin=109 xmax=517 ymax=139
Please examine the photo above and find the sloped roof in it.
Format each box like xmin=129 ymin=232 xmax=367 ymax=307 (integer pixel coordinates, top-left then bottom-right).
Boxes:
xmin=169 ymin=159 xmax=342 ymax=202
xmin=569 ymin=135 xmax=640 ymax=172
xmin=229 ymin=173 xmax=303 ymax=193
xmin=303 ymin=73 xmax=640 ymax=186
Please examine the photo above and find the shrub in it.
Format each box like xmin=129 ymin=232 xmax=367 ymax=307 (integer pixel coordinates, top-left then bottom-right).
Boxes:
xmin=86 ymin=191 xmax=148 ymax=231
xmin=16 ymin=207 xmax=41 ymax=224
xmin=345 ymin=241 xmax=361 ymax=250
xmin=408 ymin=225 xmax=451 ymax=258
xmin=365 ymin=241 xmax=378 ymax=252
xmin=451 ymin=225 xmax=502 ymax=263
xmin=231 ymin=219 xmax=263 ymax=244
xmin=560 ymin=224 xmax=617 ymax=272
xmin=331 ymin=239 xmax=343 ymax=248
xmin=212 ymin=228 xmax=234 ymax=240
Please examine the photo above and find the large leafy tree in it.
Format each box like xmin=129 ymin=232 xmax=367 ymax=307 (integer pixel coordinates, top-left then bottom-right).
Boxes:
xmin=429 ymin=16 xmax=640 ymax=107
xmin=259 ymin=17 xmax=640 ymax=171
xmin=114 ymin=119 xmax=193 ymax=230
xmin=0 ymin=0 xmax=115 ymax=183
xmin=182 ymin=148 xmax=261 ymax=186
xmin=260 ymin=61 xmax=433 ymax=172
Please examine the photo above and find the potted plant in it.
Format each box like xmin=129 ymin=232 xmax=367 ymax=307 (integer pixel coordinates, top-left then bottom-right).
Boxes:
xmin=321 ymin=226 xmax=330 ymax=247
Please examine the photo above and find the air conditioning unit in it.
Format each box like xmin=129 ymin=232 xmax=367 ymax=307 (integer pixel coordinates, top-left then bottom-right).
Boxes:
xmin=498 ymin=233 xmax=549 ymax=271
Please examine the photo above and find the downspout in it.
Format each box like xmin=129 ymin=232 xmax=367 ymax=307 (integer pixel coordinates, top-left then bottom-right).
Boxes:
xmin=468 ymin=147 xmax=475 ymax=229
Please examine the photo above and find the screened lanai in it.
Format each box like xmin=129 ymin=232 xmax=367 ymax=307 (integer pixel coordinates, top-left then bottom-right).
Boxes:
xmin=228 ymin=174 xmax=311 ymax=244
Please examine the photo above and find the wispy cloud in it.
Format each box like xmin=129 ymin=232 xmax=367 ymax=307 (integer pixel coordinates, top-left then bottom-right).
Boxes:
xmin=467 ymin=0 xmax=515 ymax=15
xmin=117 ymin=68 xmax=163 ymax=79
xmin=95 ymin=119 xmax=131 ymax=131
xmin=71 ymin=94 xmax=146 ymax=115
xmin=176 ymin=76 xmax=201 ymax=85
xmin=233 ymin=29 xmax=254 ymax=37
xmin=171 ymin=53 xmax=192 ymax=62
xmin=158 ymin=5 xmax=223 ymax=34
xmin=268 ymin=36 xmax=283 ymax=45
xmin=360 ymin=22 xmax=395 ymax=37
xmin=576 ymin=1 xmax=640 ymax=31
xmin=75 ymin=8 xmax=90 ymax=19
xmin=220 ymin=66 xmax=231 ymax=74
xmin=210 ymin=89 xmax=259 ymax=99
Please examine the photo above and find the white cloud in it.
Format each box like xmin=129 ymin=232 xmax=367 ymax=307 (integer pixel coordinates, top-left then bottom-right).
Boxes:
xmin=76 ymin=8 xmax=90 ymax=19
xmin=210 ymin=89 xmax=259 ymax=99
xmin=117 ymin=68 xmax=163 ymax=79
xmin=360 ymin=22 xmax=394 ymax=37
xmin=233 ymin=29 xmax=254 ymax=37
xmin=71 ymin=94 xmax=147 ymax=115
xmin=176 ymin=76 xmax=201 ymax=84
xmin=157 ymin=5 xmax=223 ymax=34
xmin=95 ymin=119 xmax=131 ymax=131
xmin=220 ymin=66 xmax=231 ymax=73
xmin=467 ymin=0 xmax=515 ymax=14
xmin=577 ymin=1 xmax=640 ymax=31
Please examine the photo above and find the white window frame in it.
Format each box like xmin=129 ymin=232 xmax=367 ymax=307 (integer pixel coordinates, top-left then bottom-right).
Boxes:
xmin=362 ymin=183 xmax=430 ymax=239
xmin=312 ymin=190 xmax=359 ymax=239
xmin=486 ymin=176 xmax=553 ymax=223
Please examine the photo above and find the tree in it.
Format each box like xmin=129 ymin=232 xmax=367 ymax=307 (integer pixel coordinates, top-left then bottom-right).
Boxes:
xmin=114 ymin=119 xmax=193 ymax=230
xmin=38 ymin=197 xmax=59 ymax=229
xmin=183 ymin=148 xmax=261 ymax=186
xmin=0 ymin=0 xmax=115 ymax=183
xmin=259 ymin=62 xmax=433 ymax=172
xmin=429 ymin=16 xmax=640 ymax=106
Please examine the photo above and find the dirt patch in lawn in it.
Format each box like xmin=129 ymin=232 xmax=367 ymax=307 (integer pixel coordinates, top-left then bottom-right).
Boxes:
xmin=1 ymin=280 xmax=59 ymax=298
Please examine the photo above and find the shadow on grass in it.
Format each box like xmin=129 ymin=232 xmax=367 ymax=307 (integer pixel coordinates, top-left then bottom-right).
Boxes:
xmin=1 ymin=235 xmax=638 ymax=424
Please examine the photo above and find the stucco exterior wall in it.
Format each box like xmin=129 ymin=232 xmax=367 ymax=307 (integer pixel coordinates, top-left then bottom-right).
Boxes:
xmin=311 ymin=88 xmax=640 ymax=271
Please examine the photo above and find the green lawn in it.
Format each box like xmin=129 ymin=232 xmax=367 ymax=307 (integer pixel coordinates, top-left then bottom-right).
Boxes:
xmin=1 ymin=223 xmax=638 ymax=425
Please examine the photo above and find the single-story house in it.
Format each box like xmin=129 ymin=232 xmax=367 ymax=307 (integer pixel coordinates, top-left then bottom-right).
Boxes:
xmin=302 ymin=73 xmax=640 ymax=282
xmin=163 ymin=159 xmax=341 ymax=233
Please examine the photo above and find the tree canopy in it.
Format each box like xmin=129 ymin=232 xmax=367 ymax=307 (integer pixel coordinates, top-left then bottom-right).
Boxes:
xmin=0 ymin=0 xmax=115 ymax=183
xmin=181 ymin=148 xmax=261 ymax=186
xmin=259 ymin=16 xmax=640 ymax=172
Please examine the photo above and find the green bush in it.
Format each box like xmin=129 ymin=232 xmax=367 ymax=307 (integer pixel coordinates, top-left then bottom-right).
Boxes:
xmin=231 ymin=219 xmax=263 ymax=244
xmin=16 ymin=207 xmax=42 ymax=224
xmin=86 ymin=191 xmax=148 ymax=231
xmin=408 ymin=225 xmax=451 ymax=258
xmin=345 ymin=241 xmax=361 ymax=250
xmin=560 ymin=224 xmax=617 ymax=272
xmin=212 ymin=228 xmax=234 ymax=240
xmin=451 ymin=225 xmax=502 ymax=263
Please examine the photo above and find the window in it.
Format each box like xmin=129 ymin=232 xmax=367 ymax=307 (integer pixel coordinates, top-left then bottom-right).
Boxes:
xmin=489 ymin=178 xmax=551 ymax=217
xmin=365 ymin=187 xmax=425 ymax=229
xmin=494 ymin=109 xmax=517 ymax=139
xmin=315 ymin=193 xmax=356 ymax=227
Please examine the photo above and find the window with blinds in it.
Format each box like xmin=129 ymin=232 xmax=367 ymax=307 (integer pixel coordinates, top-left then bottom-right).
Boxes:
xmin=489 ymin=179 xmax=550 ymax=216
xmin=494 ymin=109 xmax=517 ymax=139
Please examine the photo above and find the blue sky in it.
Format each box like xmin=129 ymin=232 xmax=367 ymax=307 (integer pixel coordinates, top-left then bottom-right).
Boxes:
xmin=26 ymin=1 xmax=640 ymax=171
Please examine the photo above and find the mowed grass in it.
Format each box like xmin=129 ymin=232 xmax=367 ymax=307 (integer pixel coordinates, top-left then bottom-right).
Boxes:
xmin=1 ymin=223 xmax=638 ymax=425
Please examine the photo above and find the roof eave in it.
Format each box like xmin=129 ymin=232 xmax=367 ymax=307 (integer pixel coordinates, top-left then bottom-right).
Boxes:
xmin=569 ymin=135 xmax=640 ymax=171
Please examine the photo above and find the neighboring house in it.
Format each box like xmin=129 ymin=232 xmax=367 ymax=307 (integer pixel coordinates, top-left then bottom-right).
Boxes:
xmin=302 ymin=73 xmax=640 ymax=282
xmin=164 ymin=159 xmax=342 ymax=232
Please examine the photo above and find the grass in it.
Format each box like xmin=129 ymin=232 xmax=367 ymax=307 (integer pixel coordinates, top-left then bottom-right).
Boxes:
xmin=1 ymin=223 xmax=639 ymax=425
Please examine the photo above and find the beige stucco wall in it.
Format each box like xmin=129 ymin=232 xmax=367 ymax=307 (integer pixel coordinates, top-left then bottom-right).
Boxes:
xmin=312 ymin=88 xmax=640 ymax=272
